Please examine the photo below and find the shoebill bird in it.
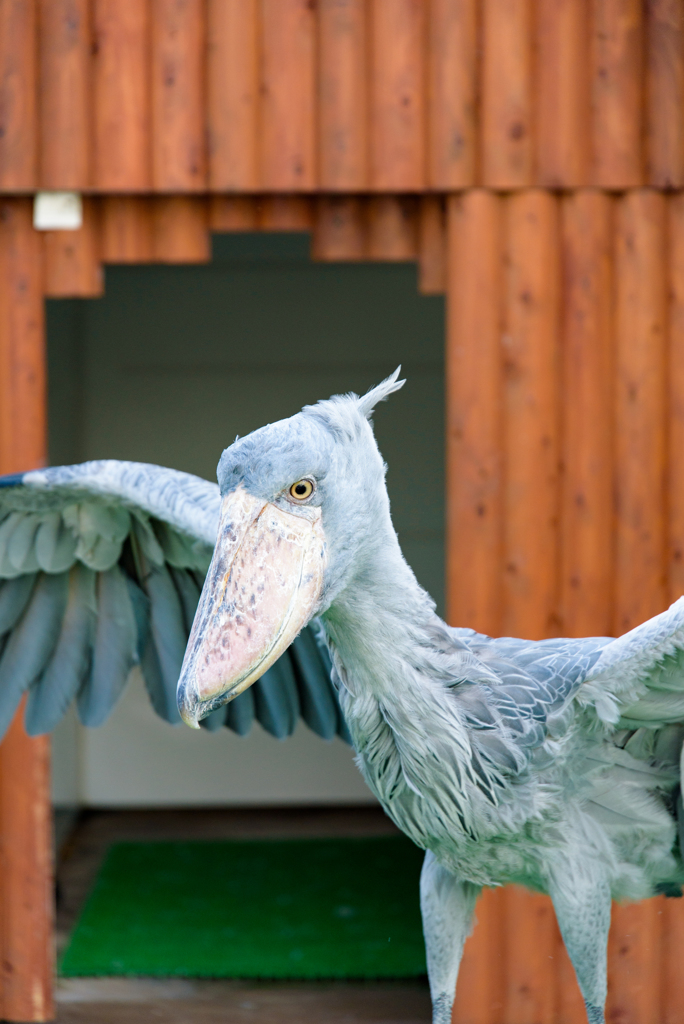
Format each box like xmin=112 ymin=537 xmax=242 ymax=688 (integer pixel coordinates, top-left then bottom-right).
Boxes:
xmin=2 ymin=372 xmax=684 ymax=1024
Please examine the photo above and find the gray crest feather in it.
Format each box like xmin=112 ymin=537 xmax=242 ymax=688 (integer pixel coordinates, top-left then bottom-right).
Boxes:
xmin=356 ymin=367 xmax=406 ymax=420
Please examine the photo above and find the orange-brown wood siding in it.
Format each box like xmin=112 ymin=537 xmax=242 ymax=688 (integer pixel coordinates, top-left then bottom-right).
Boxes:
xmin=2 ymin=0 xmax=684 ymax=192
xmin=445 ymin=188 xmax=684 ymax=1022
xmin=0 ymin=2 xmax=683 ymax=1021
xmin=0 ymin=198 xmax=53 ymax=1024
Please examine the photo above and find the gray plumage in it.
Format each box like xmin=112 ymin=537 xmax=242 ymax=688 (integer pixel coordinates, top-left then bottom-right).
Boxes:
xmin=0 ymin=572 xmax=68 ymax=735
xmin=143 ymin=565 xmax=188 ymax=726
xmin=254 ymin=658 xmax=300 ymax=739
xmin=0 ymin=459 xmax=342 ymax=739
xmin=291 ymin=630 xmax=340 ymax=740
xmin=26 ymin=564 xmax=95 ymax=735
xmin=77 ymin=566 xmax=138 ymax=727
xmin=225 ymin=688 xmax=256 ymax=736
xmin=0 ymin=574 xmax=37 ymax=633
xmin=210 ymin=369 xmax=684 ymax=1024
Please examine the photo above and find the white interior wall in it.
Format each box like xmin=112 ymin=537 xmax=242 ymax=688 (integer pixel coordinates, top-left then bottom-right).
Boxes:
xmin=47 ymin=233 xmax=445 ymax=808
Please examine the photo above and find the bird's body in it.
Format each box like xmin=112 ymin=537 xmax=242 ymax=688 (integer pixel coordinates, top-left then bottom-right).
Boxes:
xmin=332 ymin=580 xmax=681 ymax=901
xmin=309 ymin=418 xmax=684 ymax=1023
xmin=1 ymin=371 xmax=683 ymax=1024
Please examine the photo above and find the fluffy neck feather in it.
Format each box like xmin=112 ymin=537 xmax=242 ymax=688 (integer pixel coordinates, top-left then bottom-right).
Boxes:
xmin=322 ymin=528 xmax=494 ymax=860
xmin=321 ymin=523 xmax=439 ymax=697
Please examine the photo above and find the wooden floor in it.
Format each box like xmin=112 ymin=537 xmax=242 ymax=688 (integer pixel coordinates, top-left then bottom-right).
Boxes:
xmin=55 ymin=978 xmax=431 ymax=1023
xmin=55 ymin=807 xmax=431 ymax=1024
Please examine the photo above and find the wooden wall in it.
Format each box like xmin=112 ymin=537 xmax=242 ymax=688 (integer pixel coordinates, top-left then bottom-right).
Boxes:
xmin=0 ymin=198 xmax=53 ymax=1023
xmin=447 ymin=188 xmax=684 ymax=1023
xmin=15 ymin=183 xmax=684 ymax=1024
xmin=1 ymin=1 xmax=684 ymax=1022
xmin=35 ymin=193 xmax=445 ymax=296
xmin=0 ymin=0 xmax=683 ymax=194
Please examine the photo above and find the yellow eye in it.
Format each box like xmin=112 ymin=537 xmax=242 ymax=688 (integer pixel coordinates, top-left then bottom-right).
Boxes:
xmin=289 ymin=479 xmax=314 ymax=501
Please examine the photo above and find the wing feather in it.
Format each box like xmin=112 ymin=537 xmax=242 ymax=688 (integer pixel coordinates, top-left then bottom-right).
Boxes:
xmin=131 ymin=515 xmax=165 ymax=566
xmin=77 ymin=566 xmax=138 ymax=727
xmin=579 ymin=597 xmax=684 ymax=727
xmin=25 ymin=564 xmax=96 ymax=735
xmin=142 ymin=564 xmax=186 ymax=725
xmin=225 ymin=688 xmax=255 ymax=736
xmin=253 ymin=656 xmax=300 ymax=739
xmin=168 ymin=567 xmax=201 ymax=634
xmin=0 ymin=574 xmax=37 ymax=633
xmin=290 ymin=629 xmax=339 ymax=740
xmin=199 ymin=706 xmax=228 ymax=731
xmin=35 ymin=512 xmax=77 ymax=573
xmin=8 ymin=515 xmax=40 ymax=573
xmin=0 ymin=512 xmax=25 ymax=577
xmin=0 ymin=572 xmax=68 ymax=736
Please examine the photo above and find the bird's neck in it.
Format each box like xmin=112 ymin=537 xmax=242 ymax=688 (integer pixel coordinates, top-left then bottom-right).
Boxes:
xmin=320 ymin=529 xmax=480 ymax=853
xmin=321 ymin=528 xmax=442 ymax=700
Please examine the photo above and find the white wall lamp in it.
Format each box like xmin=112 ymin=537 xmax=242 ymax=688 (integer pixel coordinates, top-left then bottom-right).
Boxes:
xmin=33 ymin=191 xmax=83 ymax=231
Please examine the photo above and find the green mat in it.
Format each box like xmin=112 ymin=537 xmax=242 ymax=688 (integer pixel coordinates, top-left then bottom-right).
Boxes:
xmin=60 ymin=835 xmax=427 ymax=979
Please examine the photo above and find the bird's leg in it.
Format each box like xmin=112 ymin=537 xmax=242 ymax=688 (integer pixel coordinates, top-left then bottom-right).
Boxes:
xmin=420 ymin=850 xmax=480 ymax=1024
xmin=548 ymin=863 xmax=611 ymax=1024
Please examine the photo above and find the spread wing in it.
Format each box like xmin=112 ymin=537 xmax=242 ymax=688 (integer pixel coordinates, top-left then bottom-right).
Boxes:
xmin=577 ymin=596 xmax=684 ymax=729
xmin=0 ymin=461 xmax=347 ymax=743
xmin=441 ymin=626 xmax=611 ymax=778
xmin=448 ymin=613 xmax=684 ymax=846
xmin=454 ymin=603 xmax=684 ymax=748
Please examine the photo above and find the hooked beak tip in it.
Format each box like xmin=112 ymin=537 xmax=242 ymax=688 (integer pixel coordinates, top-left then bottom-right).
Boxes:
xmin=176 ymin=683 xmax=202 ymax=728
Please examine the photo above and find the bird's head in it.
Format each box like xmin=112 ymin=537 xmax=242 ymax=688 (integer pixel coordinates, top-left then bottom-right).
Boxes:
xmin=177 ymin=369 xmax=405 ymax=726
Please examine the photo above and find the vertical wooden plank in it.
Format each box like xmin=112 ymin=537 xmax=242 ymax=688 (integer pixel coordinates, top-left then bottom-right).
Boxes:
xmin=559 ymin=190 xmax=614 ymax=637
xmin=501 ymin=190 xmax=560 ymax=641
xmin=669 ymin=192 xmax=684 ymax=601
xmin=662 ymin=897 xmax=684 ymax=1024
xmin=152 ymin=196 xmax=209 ymax=262
xmin=665 ymin=192 xmax=684 ymax=1024
xmin=318 ymin=0 xmax=368 ymax=191
xmin=38 ymin=0 xmax=91 ymax=189
xmin=609 ymin=188 xmax=668 ymax=1024
xmin=591 ymin=0 xmax=644 ymax=188
xmin=312 ymin=197 xmax=366 ymax=261
xmin=428 ymin=0 xmax=477 ymax=189
xmin=367 ymin=196 xmax=418 ymax=260
xmin=0 ymin=199 xmax=45 ymax=514
xmin=209 ymin=196 xmax=259 ymax=232
xmin=446 ymin=191 xmax=503 ymax=634
xmin=645 ymin=0 xmax=684 ymax=188
xmin=260 ymin=0 xmax=316 ymax=191
xmin=418 ymin=196 xmax=446 ymax=295
xmin=0 ymin=198 xmax=53 ymax=1024
xmin=536 ymin=0 xmax=590 ymax=187
xmin=481 ymin=0 xmax=533 ymax=188
xmin=259 ymin=196 xmax=312 ymax=231
xmin=0 ymin=713 xmax=52 ymax=1024
xmin=607 ymin=899 xmax=662 ymax=1024
xmin=101 ymin=197 xmax=153 ymax=263
xmin=369 ymin=0 xmax=426 ymax=191
xmin=43 ymin=197 xmax=103 ymax=296
xmin=503 ymin=888 xmax=557 ymax=1024
xmin=207 ymin=0 xmax=259 ymax=191
xmin=151 ymin=0 xmax=206 ymax=191
xmin=453 ymin=887 xmax=506 ymax=1024
xmin=0 ymin=0 xmax=38 ymax=189
xmin=614 ymin=189 xmax=667 ymax=634
xmin=93 ymin=0 xmax=151 ymax=191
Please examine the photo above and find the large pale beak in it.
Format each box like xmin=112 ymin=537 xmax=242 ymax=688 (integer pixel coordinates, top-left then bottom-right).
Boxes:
xmin=177 ymin=485 xmax=326 ymax=727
